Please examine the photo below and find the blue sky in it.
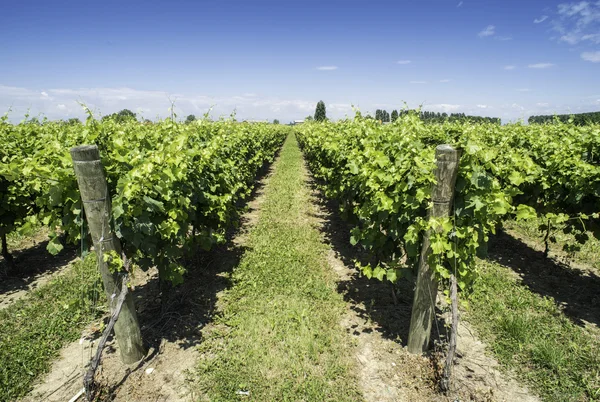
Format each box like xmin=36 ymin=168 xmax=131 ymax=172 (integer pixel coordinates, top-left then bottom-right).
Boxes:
xmin=1 ymin=0 xmax=599 ymax=123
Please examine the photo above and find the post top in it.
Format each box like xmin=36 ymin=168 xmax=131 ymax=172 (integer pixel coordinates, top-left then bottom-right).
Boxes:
xmin=70 ymin=145 xmax=100 ymax=161
xmin=435 ymin=144 xmax=459 ymax=161
xmin=436 ymin=144 xmax=456 ymax=152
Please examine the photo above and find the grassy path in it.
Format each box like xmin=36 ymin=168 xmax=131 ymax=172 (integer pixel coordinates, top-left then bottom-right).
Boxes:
xmin=194 ymin=135 xmax=361 ymax=401
xmin=0 ymin=254 xmax=103 ymax=402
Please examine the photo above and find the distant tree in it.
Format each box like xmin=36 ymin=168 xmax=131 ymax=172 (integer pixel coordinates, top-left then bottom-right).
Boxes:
xmin=529 ymin=111 xmax=600 ymax=126
xmin=26 ymin=117 xmax=42 ymax=125
xmin=375 ymin=109 xmax=382 ymax=121
xmin=382 ymin=110 xmax=390 ymax=123
xmin=185 ymin=114 xmax=197 ymax=124
xmin=66 ymin=118 xmax=81 ymax=125
xmin=102 ymin=109 xmax=137 ymax=123
xmin=305 ymin=115 xmax=314 ymax=122
xmin=314 ymin=100 xmax=327 ymax=122
xmin=273 ymin=119 xmax=280 ymax=124
xmin=144 ymin=119 xmax=153 ymax=124
xmin=391 ymin=110 xmax=399 ymax=122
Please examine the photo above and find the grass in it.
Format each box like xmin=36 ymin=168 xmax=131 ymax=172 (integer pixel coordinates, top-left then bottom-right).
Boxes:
xmin=0 ymin=253 xmax=104 ymax=402
xmin=194 ymin=135 xmax=361 ymax=401
xmin=468 ymin=259 xmax=600 ymax=401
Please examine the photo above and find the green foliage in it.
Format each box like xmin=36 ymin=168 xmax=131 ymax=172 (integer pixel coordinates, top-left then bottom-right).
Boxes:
xmin=391 ymin=109 xmax=399 ymax=122
xmin=185 ymin=114 xmax=197 ymax=124
xmin=297 ymin=111 xmax=600 ymax=291
xmin=314 ymin=100 xmax=327 ymax=122
xmin=0 ymin=116 xmax=288 ymax=284
xmin=0 ymin=254 xmax=104 ymax=401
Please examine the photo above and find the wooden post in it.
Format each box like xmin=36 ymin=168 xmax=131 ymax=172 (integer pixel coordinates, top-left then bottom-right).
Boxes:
xmin=70 ymin=145 xmax=145 ymax=364
xmin=407 ymin=144 xmax=459 ymax=354
xmin=440 ymin=273 xmax=459 ymax=392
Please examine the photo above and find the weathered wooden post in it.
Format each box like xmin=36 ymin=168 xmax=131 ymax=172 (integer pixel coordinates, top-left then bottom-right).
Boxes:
xmin=71 ymin=145 xmax=146 ymax=364
xmin=407 ymin=144 xmax=459 ymax=354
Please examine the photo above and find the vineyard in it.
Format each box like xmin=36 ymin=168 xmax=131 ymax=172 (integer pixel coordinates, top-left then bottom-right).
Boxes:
xmin=1 ymin=112 xmax=599 ymax=401
xmin=0 ymin=113 xmax=287 ymax=282
xmin=297 ymin=112 xmax=600 ymax=290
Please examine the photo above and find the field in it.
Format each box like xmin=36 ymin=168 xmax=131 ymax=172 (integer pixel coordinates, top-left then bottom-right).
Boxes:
xmin=1 ymin=114 xmax=599 ymax=401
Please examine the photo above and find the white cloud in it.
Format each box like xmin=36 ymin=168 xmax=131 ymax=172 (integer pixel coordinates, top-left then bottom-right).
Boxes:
xmin=439 ymin=79 xmax=451 ymax=83
xmin=41 ymin=91 xmax=49 ymax=98
xmin=457 ymin=1 xmax=463 ymax=7
xmin=528 ymin=63 xmax=555 ymax=68
xmin=581 ymin=33 xmax=600 ymax=42
xmin=534 ymin=15 xmax=549 ymax=23
xmin=560 ymin=33 xmax=580 ymax=43
xmin=557 ymin=1 xmax=595 ymax=18
xmin=477 ymin=104 xmax=488 ymax=108
xmin=517 ymin=88 xmax=532 ymax=92
xmin=327 ymin=103 xmax=353 ymax=115
xmin=536 ymin=102 xmax=550 ymax=106
xmin=478 ymin=25 xmax=496 ymax=37
xmin=0 ymin=85 xmax=344 ymax=123
xmin=552 ymin=2 xmax=600 ymax=47
xmin=496 ymin=36 xmax=513 ymax=41
xmin=409 ymin=81 xmax=428 ymax=84
xmin=581 ymin=50 xmax=600 ymax=62
xmin=396 ymin=60 xmax=412 ymax=65
xmin=559 ymin=32 xmax=600 ymax=44
xmin=316 ymin=66 xmax=338 ymax=71
xmin=428 ymin=104 xmax=461 ymax=112
xmin=504 ymin=65 xmax=516 ymax=70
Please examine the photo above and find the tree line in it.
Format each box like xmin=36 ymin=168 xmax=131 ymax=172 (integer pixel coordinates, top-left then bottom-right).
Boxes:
xmin=370 ymin=109 xmax=500 ymax=124
xmin=528 ymin=111 xmax=600 ymax=125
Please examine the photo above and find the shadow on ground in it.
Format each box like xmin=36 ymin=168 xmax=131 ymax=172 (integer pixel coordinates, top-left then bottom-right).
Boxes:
xmin=488 ymin=230 xmax=600 ymax=329
xmin=0 ymin=241 xmax=78 ymax=301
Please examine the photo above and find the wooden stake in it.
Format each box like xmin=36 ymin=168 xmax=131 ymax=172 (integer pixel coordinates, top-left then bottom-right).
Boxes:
xmin=70 ymin=145 xmax=145 ymax=364
xmin=407 ymin=144 xmax=459 ymax=354
xmin=440 ymin=274 xmax=459 ymax=393
xmin=84 ymin=275 xmax=130 ymax=399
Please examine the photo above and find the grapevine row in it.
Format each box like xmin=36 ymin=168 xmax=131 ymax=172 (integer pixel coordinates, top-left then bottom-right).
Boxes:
xmin=296 ymin=112 xmax=600 ymax=290
xmin=0 ymin=113 xmax=288 ymax=282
